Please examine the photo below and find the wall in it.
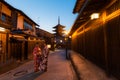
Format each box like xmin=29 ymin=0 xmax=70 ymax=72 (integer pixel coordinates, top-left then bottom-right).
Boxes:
xmin=17 ymin=13 xmax=24 ymax=29
xmin=71 ymin=1 xmax=120 ymax=79
xmin=1 ymin=3 xmax=11 ymax=16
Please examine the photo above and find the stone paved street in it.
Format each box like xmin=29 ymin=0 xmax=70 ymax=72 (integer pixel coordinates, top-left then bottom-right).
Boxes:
xmin=35 ymin=50 xmax=77 ymax=80
xmin=0 ymin=50 xmax=77 ymax=80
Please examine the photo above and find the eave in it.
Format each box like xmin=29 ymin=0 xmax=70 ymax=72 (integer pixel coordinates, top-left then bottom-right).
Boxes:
xmin=16 ymin=9 xmax=39 ymax=26
xmin=1 ymin=0 xmax=39 ymax=27
xmin=70 ymin=0 xmax=111 ymax=35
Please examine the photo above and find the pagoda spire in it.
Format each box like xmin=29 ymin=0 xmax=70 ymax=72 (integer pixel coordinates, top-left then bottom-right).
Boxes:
xmin=58 ymin=16 xmax=60 ymax=25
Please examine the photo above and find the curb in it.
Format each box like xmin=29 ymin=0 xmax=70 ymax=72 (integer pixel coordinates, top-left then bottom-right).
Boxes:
xmin=68 ymin=51 xmax=80 ymax=80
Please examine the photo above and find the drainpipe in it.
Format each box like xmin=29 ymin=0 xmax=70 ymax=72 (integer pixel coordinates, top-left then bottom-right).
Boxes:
xmin=76 ymin=0 xmax=90 ymax=20
xmin=78 ymin=0 xmax=89 ymax=15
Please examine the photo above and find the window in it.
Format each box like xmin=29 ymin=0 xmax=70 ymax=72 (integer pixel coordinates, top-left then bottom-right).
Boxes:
xmin=1 ymin=13 xmax=6 ymax=22
xmin=23 ymin=21 xmax=33 ymax=30
xmin=1 ymin=13 xmax=11 ymax=24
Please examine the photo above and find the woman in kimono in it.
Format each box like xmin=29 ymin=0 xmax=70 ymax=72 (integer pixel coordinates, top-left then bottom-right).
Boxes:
xmin=33 ymin=42 xmax=42 ymax=72
xmin=42 ymin=43 xmax=49 ymax=72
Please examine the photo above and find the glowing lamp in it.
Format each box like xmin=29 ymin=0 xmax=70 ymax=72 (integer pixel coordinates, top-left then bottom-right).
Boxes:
xmin=90 ymin=13 xmax=99 ymax=20
xmin=0 ymin=27 xmax=5 ymax=32
xmin=60 ymin=40 xmax=63 ymax=43
xmin=47 ymin=44 xmax=51 ymax=48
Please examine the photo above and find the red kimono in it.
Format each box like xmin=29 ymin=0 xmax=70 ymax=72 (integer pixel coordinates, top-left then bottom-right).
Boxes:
xmin=33 ymin=46 xmax=42 ymax=72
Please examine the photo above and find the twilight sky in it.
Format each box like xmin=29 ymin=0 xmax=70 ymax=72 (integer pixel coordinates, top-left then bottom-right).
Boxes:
xmin=5 ymin=0 xmax=77 ymax=33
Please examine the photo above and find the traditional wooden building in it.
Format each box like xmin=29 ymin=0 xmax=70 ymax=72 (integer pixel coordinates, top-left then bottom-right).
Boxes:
xmin=70 ymin=0 xmax=120 ymax=79
xmin=0 ymin=0 xmax=39 ymax=66
xmin=0 ymin=0 xmax=15 ymax=65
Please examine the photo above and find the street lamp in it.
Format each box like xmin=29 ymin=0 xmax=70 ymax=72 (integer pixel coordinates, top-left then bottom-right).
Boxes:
xmin=64 ymin=31 xmax=69 ymax=59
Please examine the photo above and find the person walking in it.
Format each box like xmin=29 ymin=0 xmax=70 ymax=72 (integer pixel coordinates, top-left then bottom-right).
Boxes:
xmin=32 ymin=42 xmax=42 ymax=72
xmin=42 ymin=43 xmax=49 ymax=72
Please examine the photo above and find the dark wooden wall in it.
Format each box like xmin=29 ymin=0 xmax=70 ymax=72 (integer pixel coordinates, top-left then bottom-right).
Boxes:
xmin=71 ymin=1 xmax=120 ymax=79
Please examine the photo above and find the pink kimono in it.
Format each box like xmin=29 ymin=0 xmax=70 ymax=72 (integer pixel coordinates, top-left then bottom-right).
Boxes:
xmin=42 ymin=44 xmax=49 ymax=71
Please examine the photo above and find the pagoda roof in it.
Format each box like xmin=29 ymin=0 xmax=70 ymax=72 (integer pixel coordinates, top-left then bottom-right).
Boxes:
xmin=53 ymin=24 xmax=65 ymax=28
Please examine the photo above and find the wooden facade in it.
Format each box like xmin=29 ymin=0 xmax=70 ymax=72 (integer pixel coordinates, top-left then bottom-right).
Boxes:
xmin=70 ymin=0 xmax=120 ymax=79
xmin=0 ymin=0 xmax=40 ymax=66
xmin=0 ymin=1 xmax=13 ymax=65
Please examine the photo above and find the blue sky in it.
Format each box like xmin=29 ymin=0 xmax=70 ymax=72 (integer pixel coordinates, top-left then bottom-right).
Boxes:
xmin=5 ymin=0 xmax=77 ymax=33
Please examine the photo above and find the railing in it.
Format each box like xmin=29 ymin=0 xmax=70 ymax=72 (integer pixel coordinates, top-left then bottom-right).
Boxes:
xmin=0 ymin=20 xmax=12 ymax=30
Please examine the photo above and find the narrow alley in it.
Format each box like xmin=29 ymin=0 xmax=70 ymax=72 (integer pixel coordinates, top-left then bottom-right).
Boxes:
xmin=0 ymin=0 xmax=120 ymax=80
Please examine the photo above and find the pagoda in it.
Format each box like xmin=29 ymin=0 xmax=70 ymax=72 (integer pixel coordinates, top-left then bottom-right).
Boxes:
xmin=53 ymin=17 xmax=65 ymax=48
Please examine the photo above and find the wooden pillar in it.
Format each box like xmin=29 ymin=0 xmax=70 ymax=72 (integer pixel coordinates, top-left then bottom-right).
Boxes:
xmin=24 ymin=36 xmax=28 ymax=60
xmin=102 ymin=11 xmax=109 ymax=73
xmin=6 ymin=33 xmax=9 ymax=60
